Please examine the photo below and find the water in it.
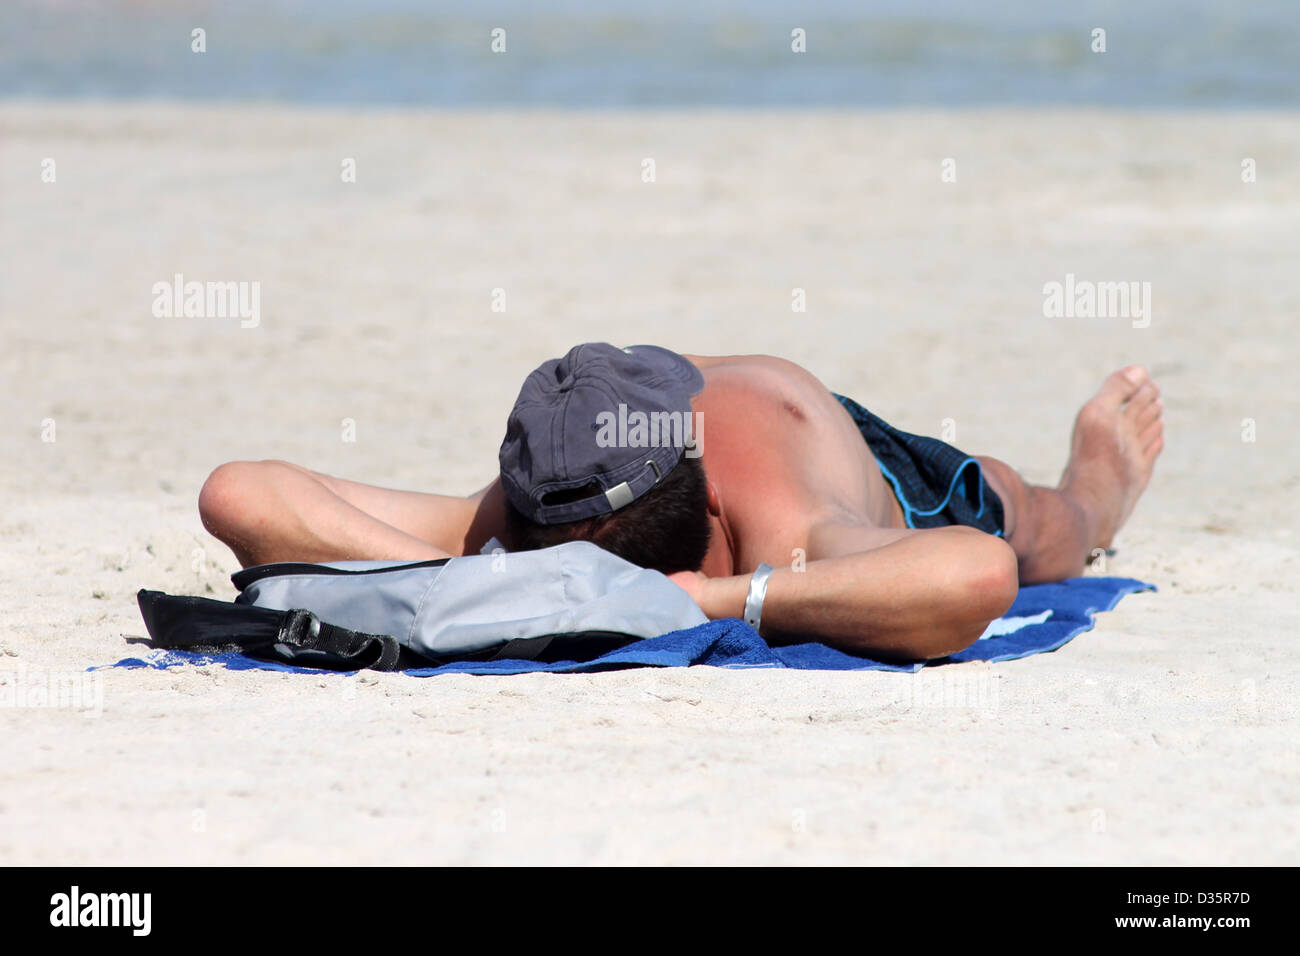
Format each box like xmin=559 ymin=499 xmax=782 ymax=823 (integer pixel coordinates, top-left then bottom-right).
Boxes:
xmin=2 ymin=0 xmax=1296 ymax=108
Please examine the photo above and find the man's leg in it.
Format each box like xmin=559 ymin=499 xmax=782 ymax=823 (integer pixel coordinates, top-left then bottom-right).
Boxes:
xmin=977 ymin=366 xmax=1164 ymax=584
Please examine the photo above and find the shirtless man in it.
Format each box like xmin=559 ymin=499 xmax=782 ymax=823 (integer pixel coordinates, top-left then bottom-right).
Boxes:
xmin=197 ymin=344 xmax=1163 ymax=661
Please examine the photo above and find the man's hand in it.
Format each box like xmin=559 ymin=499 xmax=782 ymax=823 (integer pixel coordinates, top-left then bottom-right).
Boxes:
xmin=667 ymin=569 xmax=711 ymax=609
xmin=667 ymin=570 xmax=748 ymax=620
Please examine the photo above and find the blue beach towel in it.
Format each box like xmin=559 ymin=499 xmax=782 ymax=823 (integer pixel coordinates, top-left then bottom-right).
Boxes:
xmin=104 ymin=576 xmax=1153 ymax=676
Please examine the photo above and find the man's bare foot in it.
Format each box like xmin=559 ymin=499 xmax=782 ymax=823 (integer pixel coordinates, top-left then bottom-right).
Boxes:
xmin=1058 ymin=366 xmax=1165 ymax=551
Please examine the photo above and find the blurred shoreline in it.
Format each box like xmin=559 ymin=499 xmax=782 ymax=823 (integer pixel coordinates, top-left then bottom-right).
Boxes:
xmin=3 ymin=0 xmax=1298 ymax=110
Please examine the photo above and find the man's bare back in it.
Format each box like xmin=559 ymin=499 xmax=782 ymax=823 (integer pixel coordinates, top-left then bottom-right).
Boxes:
xmin=683 ymin=353 xmax=907 ymax=580
xmin=197 ymin=351 xmax=1163 ymax=659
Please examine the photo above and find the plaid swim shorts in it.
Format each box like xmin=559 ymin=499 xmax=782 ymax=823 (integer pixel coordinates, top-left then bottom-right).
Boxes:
xmin=833 ymin=393 xmax=1005 ymax=537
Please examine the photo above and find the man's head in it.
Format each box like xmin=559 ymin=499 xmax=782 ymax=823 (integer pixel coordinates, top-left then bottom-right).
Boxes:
xmin=498 ymin=343 xmax=711 ymax=573
xmin=504 ymin=453 xmax=711 ymax=573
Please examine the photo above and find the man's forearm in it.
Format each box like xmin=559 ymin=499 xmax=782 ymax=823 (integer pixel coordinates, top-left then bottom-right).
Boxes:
xmin=200 ymin=460 xmax=452 ymax=567
xmin=694 ymin=528 xmax=1018 ymax=660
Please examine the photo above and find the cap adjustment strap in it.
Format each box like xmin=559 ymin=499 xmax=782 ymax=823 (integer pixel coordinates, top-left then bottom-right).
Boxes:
xmin=603 ymin=459 xmax=664 ymax=513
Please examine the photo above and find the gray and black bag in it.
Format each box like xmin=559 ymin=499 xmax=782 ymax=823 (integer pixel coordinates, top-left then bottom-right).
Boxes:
xmin=136 ymin=540 xmax=706 ymax=671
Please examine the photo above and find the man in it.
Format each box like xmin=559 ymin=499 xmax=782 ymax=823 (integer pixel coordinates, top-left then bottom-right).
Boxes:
xmin=198 ymin=344 xmax=1163 ymax=661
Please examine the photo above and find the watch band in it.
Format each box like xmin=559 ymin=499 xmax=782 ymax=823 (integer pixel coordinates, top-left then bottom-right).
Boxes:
xmin=743 ymin=563 xmax=775 ymax=633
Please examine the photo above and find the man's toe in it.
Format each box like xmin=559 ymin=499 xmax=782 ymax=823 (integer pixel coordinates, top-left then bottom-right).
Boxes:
xmin=1097 ymin=365 xmax=1149 ymax=408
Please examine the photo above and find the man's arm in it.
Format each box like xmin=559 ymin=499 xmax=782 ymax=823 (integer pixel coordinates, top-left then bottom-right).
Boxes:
xmin=672 ymin=525 xmax=1018 ymax=660
xmin=197 ymin=460 xmax=494 ymax=567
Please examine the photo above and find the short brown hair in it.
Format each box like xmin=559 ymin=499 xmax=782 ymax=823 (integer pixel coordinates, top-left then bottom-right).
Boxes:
xmin=503 ymin=456 xmax=711 ymax=574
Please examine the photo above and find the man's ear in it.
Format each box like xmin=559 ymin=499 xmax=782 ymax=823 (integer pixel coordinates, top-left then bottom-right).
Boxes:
xmin=705 ymin=480 xmax=723 ymax=517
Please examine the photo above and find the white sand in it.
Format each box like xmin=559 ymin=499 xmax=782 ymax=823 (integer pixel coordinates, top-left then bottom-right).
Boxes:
xmin=1 ymin=103 xmax=1297 ymax=864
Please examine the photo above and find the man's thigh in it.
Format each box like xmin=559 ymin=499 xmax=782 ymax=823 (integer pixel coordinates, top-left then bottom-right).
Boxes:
xmin=976 ymin=456 xmax=1027 ymax=543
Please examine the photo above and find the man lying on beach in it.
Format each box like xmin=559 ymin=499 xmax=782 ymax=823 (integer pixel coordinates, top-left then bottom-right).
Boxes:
xmin=198 ymin=344 xmax=1163 ymax=661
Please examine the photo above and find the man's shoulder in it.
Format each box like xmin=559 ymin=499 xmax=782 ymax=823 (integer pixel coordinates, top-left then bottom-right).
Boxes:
xmin=682 ymin=352 xmax=815 ymax=377
xmin=685 ymin=353 xmax=835 ymax=406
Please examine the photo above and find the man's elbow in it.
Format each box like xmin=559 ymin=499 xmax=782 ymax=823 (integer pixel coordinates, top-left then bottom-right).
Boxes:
xmin=922 ymin=535 xmax=1019 ymax=659
xmin=966 ymin=534 xmax=1020 ymax=624
xmin=198 ymin=459 xmax=284 ymax=542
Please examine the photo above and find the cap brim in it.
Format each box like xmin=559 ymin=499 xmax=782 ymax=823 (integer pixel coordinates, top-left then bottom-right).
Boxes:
xmin=623 ymin=345 xmax=705 ymax=396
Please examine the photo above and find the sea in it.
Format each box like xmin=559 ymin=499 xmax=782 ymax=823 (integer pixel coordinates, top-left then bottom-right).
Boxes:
xmin=1 ymin=0 xmax=1296 ymax=109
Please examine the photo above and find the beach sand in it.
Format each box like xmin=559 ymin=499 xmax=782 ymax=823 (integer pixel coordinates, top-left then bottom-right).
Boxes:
xmin=1 ymin=102 xmax=1297 ymax=864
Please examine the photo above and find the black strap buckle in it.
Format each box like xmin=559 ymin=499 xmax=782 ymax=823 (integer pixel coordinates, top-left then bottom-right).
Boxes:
xmin=277 ymin=608 xmax=322 ymax=648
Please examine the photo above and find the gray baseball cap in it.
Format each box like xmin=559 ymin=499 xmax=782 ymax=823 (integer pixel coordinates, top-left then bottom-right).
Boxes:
xmin=499 ymin=343 xmax=705 ymax=525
